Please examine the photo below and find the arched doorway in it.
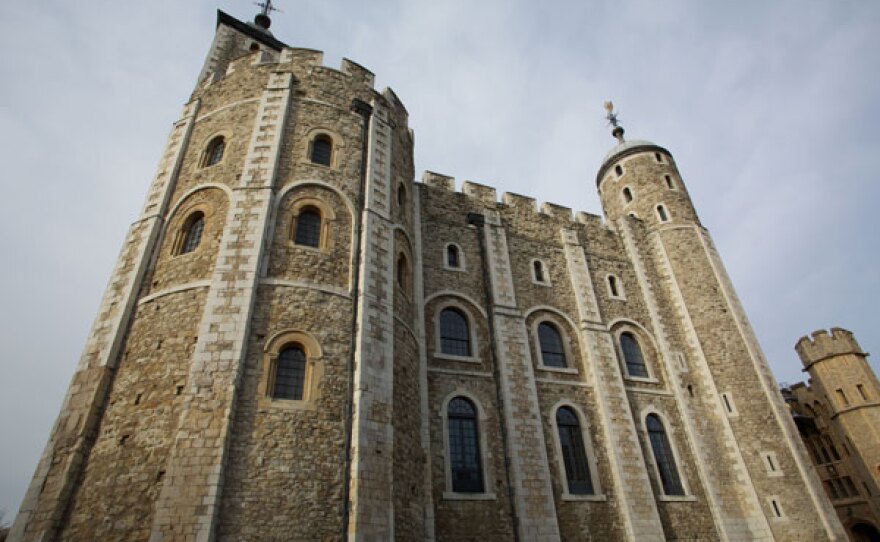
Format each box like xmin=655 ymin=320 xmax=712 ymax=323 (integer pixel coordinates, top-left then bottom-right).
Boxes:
xmin=851 ymin=522 xmax=880 ymax=542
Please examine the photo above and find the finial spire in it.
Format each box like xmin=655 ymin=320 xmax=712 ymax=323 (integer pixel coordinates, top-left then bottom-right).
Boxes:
xmin=604 ymin=101 xmax=626 ymax=144
xmin=254 ymin=0 xmax=281 ymax=29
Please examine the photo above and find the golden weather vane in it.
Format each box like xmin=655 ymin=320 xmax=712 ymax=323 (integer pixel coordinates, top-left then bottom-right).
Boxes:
xmin=604 ymin=101 xmax=626 ymax=143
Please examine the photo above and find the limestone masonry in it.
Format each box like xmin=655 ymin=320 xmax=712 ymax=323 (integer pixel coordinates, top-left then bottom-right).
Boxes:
xmin=10 ymin=8 xmax=850 ymax=542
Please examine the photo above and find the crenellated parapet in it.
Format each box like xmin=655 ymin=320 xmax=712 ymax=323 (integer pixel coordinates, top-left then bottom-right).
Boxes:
xmin=796 ymin=327 xmax=866 ymax=368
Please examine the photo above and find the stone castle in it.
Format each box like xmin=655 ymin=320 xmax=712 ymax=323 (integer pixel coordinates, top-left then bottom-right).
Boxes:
xmin=782 ymin=329 xmax=880 ymax=541
xmin=10 ymin=8 xmax=849 ymax=542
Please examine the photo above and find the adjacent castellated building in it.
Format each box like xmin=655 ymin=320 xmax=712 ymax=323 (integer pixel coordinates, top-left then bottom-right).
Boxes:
xmin=10 ymin=8 xmax=848 ymax=542
xmin=782 ymin=329 xmax=880 ymax=541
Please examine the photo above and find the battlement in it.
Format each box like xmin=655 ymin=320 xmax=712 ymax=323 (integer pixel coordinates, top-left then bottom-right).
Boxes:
xmin=418 ymin=170 xmax=603 ymax=226
xmin=795 ymin=327 xmax=866 ymax=367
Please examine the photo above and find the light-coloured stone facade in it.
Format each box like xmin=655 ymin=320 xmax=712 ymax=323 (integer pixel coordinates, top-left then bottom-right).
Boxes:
xmin=783 ymin=329 xmax=880 ymax=541
xmin=11 ymin=9 xmax=848 ymax=542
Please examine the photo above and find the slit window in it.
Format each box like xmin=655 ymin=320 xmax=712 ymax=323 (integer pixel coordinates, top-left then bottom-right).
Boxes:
xmin=396 ymin=253 xmax=408 ymax=291
xmin=646 ymin=414 xmax=684 ymax=495
xmin=203 ymin=136 xmax=225 ymax=167
xmin=310 ymin=134 xmax=333 ymax=166
xmin=655 ymin=152 xmax=663 ymax=163
xmin=857 ymin=384 xmax=868 ymax=401
xmin=657 ymin=205 xmax=669 ymax=222
xmin=608 ymin=275 xmax=622 ymax=298
xmin=538 ymin=322 xmax=566 ymax=368
xmin=272 ymin=346 xmax=306 ymax=400
xmin=533 ymin=260 xmax=546 ymax=283
xmin=180 ymin=212 xmax=205 ymax=255
xmin=448 ymin=397 xmax=483 ymax=493
xmin=664 ymin=174 xmax=674 ymax=189
xmin=622 ymin=187 xmax=633 ymax=204
xmin=837 ymin=388 xmax=849 ymax=406
xmin=620 ymin=332 xmax=649 ymax=378
xmin=771 ymin=499 xmax=782 ymax=518
xmin=556 ymin=407 xmax=594 ymax=495
xmin=615 ymin=165 xmax=623 ymax=177
xmin=294 ymin=209 xmax=322 ymax=247
xmin=446 ymin=244 xmax=461 ymax=269
xmin=440 ymin=308 xmax=471 ymax=357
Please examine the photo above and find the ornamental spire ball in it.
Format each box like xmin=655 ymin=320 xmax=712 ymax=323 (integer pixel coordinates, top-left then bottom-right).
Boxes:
xmin=254 ymin=0 xmax=280 ymax=29
xmin=604 ymin=100 xmax=626 ymax=143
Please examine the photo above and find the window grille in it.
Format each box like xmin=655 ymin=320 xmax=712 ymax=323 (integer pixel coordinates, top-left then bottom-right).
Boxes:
xmin=646 ymin=414 xmax=684 ymax=495
xmin=294 ymin=210 xmax=321 ymax=247
xmin=538 ymin=323 xmax=566 ymax=368
xmin=448 ymin=397 xmax=483 ymax=492
xmin=557 ymin=407 xmax=593 ymax=494
xmin=440 ymin=308 xmax=471 ymax=357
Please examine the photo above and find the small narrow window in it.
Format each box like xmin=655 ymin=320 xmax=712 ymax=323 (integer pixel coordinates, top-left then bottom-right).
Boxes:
xmin=766 ymin=454 xmax=776 ymax=472
xmin=770 ymin=499 xmax=783 ymax=518
xmin=180 ymin=212 xmax=205 ymax=255
xmin=722 ymin=393 xmax=734 ymax=414
xmin=249 ymin=42 xmax=260 ymax=52
xmin=646 ymin=414 xmax=684 ymax=495
xmin=622 ymin=187 xmax=633 ymax=204
xmin=310 ymin=134 xmax=333 ymax=166
xmin=272 ymin=345 xmax=307 ymax=400
xmin=687 ymin=385 xmax=694 ymax=397
xmin=556 ymin=407 xmax=594 ymax=494
xmin=398 ymin=183 xmax=407 ymax=210
xmin=396 ymin=253 xmax=408 ymax=291
xmin=656 ymin=205 xmax=669 ymax=222
xmin=664 ymin=174 xmax=674 ymax=189
xmin=203 ymin=136 xmax=225 ymax=167
xmin=446 ymin=244 xmax=460 ymax=269
xmin=538 ymin=322 xmax=567 ymax=368
xmin=655 ymin=152 xmax=663 ymax=163
xmin=440 ymin=308 xmax=471 ymax=357
xmin=615 ymin=164 xmax=623 ymax=177
xmin=836 ymin=388 xmax=849 ymax=406
xmin=448 ymin=397 xmax=483 ymax=493
xmin=294 ymin=209 xmax=322 ymax=247
xmin=620 ymin=332 xmax=649 ymax=378
xmin=608 ymin=275 xmax=621 ymax=298
xmin=533 ymin=260 xmax=546 ymax=283
xmin=857 ymin=384 xmax=868 ymax=401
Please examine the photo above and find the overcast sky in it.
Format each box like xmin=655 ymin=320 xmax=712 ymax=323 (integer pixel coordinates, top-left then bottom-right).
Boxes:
xmin=1 ymin=0 xmax=878 ymax=521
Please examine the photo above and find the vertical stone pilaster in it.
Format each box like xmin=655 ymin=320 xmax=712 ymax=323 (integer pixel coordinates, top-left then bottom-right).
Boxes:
xmin=484 ymin=211 xmax=560 ymax=541
xmin=149 ymin=72 xmax=292 ymax=542
xmin=561 ymin=227 xmax=665 ymax=542
xmin=347 ymin=105 xmax=397 ymax=542
xmin=10 ymin=101 xmax=200 ymax=542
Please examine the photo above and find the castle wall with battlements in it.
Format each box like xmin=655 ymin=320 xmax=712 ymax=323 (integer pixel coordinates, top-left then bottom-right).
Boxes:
xmin=10 ymin=10 xmax=848 ymax=542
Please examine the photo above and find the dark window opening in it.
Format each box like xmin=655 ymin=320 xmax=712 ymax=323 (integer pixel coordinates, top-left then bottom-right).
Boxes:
xmin=397 ymin=253 xmax=408 ymax=290
xmin=310 ymin=135 xmax=333 ymax=166
xmin=609 ymin=275 xmax=620 ymax=297
xmin=294 ymin=209 xmax=321 ymax=247
xmin=657 ymin=205 xmax=669 ymax=222
xmin=646 ymin=414 xmax=684 ymax=495
xmin=665 ymin=174 xmax=674 ymax=189
xmin=538 ymin=322 xmax=567 ymax=368
xmin=615 ymin=165 xmax=623 ymax=176
xmin=623 ymin=187 xmax=633 ymax=203
xmin=655 ymin=152 xmax=663 ymax=163
xmin=534 ymin=261 xmax=545 ymax=283
xmin=557 ymin=407 xmax=593 ymax=494
xmin=273 ymin=346 xmax=306 ymax=400
xmin=440 ymin=308 xmax=471 ymax=357
xmin=448 ymin=397 xmax=483 ymax=493
xmin=204 ymin=137 xmax=225 ymax=167
xmin=398 ymin=184 xmax=406 ymax=210
xmin=447 ymin=245 xmax=460 ymax=268
xmin=771 ymin=499 xmax=782 ymax=517
xmin=180 ymin=213 xmax=205 ymax=254
xmin=620 ymin=332 xmax=649 ymax=378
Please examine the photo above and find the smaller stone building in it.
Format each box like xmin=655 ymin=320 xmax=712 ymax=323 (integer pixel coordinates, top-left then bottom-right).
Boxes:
xmin=783 ymin=328 xmax=880 ymax=541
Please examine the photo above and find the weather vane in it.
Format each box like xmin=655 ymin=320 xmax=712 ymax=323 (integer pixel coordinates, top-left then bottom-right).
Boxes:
xmin=604 ymin=101 xmax=626 ymax=143
xmin=255 ymin=0 xmax=281 ymax=16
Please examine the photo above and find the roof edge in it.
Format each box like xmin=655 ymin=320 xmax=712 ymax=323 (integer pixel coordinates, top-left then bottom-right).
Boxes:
xmin=596 ymin=143 xmax=670 ymax=187
xmin=217 ymin=10 xmax=289 ymax=51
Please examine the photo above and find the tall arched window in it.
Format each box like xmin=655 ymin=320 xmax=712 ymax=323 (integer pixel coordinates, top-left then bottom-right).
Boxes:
xmin=396 ymin=253 xmax=408 ymax=291
xmin=310 ymin=134 xmax=333 ymax=166
xmin=203 ymin=136 xmax=225 ymax=167
xmin=294 ymin=208 xmax=322 ymax=247
xmin=620 ymin=332 xmax=649 ymax=378
xmin=448 ymin=397 xmax=483 ymax=493
xmin=272 ymin=345 xmax=307 ymax=400
xmin=440 ymin=308 xmax=471 ymax=357
xmin=538 ymin=322 xmax=566 ymax=368
xmin=446 ymin=244 xmax=460 ymax=269
xmin=646 ymin=414 xmax=684 ymax=495
xmin=557 ymin=407 xmax=593 ymax=495
xmin=180 ymin=212 xmax=205 ymax=254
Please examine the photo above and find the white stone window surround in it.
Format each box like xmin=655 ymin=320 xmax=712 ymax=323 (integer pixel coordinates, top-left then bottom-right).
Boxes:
xmin=664 ymin=174 xmax=678 ymax=191
xmin=762 ymin=451 xmax=783 ymax=477
xmin=720 ymin=391 xmax=739 ymax=417
xmin=528 ymin=313 xmax=579 ymax=375
xmin=443 ymin=242 xmax=466 ymax=272
xmin=530 ymin=258 xmax=551 ymax=287
xmin=258 ymin=329 xmax=324 ymax=412
xmin=288 ymin=195 xmax=337 ymax=252
xmin=655 ymin=203 xmax=671 ymax=223
xmin=432 ymin=297 xmax=483 ymax=364
xmin=198 ymin=129 xmax=232 ymax=169
xmin=605 ymin=273 xmax=626 ymax=301
xmin=609 ymin=319 xmax=660 ymax=384
xmin=766 ymin=496 xmax=787 ymax=520
xmin=303 ymin=127 xmax=345 ymax=169
xmin=638 ymin=406 xmax=695 ymax=501
xmin=440 ymin=390 xmax=497 ymax=500
xmin=548 ymin=400 xmax=605 ymax=501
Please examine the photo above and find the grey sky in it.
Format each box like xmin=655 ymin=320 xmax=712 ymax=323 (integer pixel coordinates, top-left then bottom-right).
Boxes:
xmin=1 ymin=0 xmax=878 ymax=520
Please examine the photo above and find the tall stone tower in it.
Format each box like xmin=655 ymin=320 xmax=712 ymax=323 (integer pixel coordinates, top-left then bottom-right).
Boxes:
xmin=11 ymin=8 xmax=849 ymax=542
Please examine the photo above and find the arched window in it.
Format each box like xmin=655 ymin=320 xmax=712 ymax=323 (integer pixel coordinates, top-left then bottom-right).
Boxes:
xmin=656 ymin=205 xmax=669 ymax=222
xmin=620 ymin=332 xmax=649 ymax=378
xmin=557 ymin=407 xmax=593 ymax=495
xmin=294 ymin=208 xmax=321 ymax=247
xmin=533 ymin=260 xmax=545 ymax=283
xmin=203 ymin=136 xmax=225 ymax=167
xmin=448 ymin=397 xmax=483 ymax=493
xmin=622 ymin=187 xmax=633 ymax=204
xmin=310 ymin=134 xmax=333 ymax=166
xmin=646 ymin=414 xmax=684 ymax=495
xmin=272 ymin=345 xmax=307 ymax=400
xmin=446 ymin=244 xmax=460 ymax=269
xmin=440 ymin=308 xmax=471 ymax=357
xmin=180 ymin=212 xmax=205 ymax=254
xmin=397 ymin=253 xmax=408 ymax=291
xmin=538 ymin=322 xmax=566 ymax=368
